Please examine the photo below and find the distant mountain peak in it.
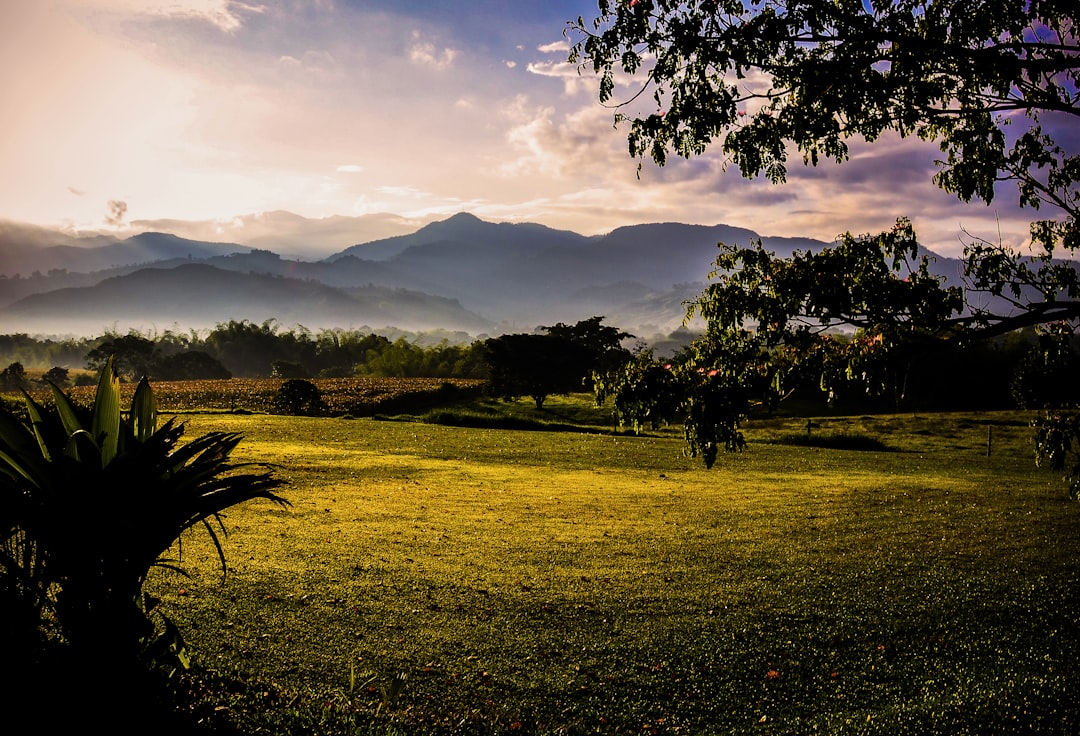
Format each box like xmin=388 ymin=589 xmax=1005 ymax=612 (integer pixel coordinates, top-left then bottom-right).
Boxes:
xmin=444 ymin=212 xmax=482 ymax=223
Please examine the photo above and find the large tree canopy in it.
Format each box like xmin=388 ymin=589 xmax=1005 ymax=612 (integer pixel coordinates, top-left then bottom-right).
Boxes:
xmin=569 ymin=0 xmax=1078 ymax=251
xmin=570 ymin=1 xmax=1080 ymax=487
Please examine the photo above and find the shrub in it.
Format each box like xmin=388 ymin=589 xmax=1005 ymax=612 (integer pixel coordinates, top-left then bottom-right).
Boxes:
xmin=272 ymin=378 xmax=326 ymax=416
xmin=0 ymin=357 xmax=287 ymax=685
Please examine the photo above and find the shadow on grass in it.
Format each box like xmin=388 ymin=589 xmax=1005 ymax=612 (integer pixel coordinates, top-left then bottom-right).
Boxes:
xmin=764 ymin=431 xmax=897 ymax=452
xmin=417 ymin=408 xmax=606 ymax=434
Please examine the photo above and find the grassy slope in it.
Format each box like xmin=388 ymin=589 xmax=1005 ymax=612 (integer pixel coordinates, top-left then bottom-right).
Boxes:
xmin=151 ymin=400 xmax=1080 ymax=734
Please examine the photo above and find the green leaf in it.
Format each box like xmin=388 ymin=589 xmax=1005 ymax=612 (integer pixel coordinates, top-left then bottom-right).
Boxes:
xmin=91 ymin=356 xmax=121 ymax=467
xmin=130 ymin=376 xmax=157 ymax=444
xmin=64 ymin=428 xmax=100 ymax=464
xmin=46 ymin=383 xmax=85 ymax=441
xmin=0 ymin=446 xmax=40 ymax=486
xmin=21 ymin=390 xmax=54 ymax=463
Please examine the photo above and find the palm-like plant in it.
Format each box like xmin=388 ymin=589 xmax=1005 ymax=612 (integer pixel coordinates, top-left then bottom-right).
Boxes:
xmin=0 ymin=357 xmax=287 ymax=668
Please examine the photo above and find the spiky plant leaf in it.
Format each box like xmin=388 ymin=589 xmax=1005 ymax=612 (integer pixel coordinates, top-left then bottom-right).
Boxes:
xmin=64 ymin=429 xmax=100 ymax=466
xmin=20 ymin=389 xmax=58 ymax=464
xmin=130 ymin=377 xmax=156 ymax=444
xmin=0 ymin=400 xmax=48 ymax=486
xmin=91 ymin=356 xmax=121 ymax=466
xmin=47 ymin=381 xmax=85 ymax=440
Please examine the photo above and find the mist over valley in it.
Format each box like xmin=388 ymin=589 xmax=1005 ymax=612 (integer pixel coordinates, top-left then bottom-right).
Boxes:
xmin=0 ymin=212 xmax=983 ymax=340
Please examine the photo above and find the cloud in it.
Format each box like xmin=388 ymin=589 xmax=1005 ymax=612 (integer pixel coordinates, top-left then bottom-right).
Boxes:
xmin=78 ymin=0 xmax=260 ymax=32
xmin=497 ymin=101 xmax=629 ymax=180
xmin=537 ymin=41 xmax=570 ymax=54
xmin=526 ymin=59 xmax=589 ymax=95
xmin=104 ymin=199 xmax=128 ymax=226
xmin=409 ymin=33 xmax=459 ymax=69
xmin=5 ymin=1 xmax=1044 ymax=262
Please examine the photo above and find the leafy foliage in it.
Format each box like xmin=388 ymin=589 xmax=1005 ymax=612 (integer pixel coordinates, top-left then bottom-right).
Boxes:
xmin=484 ymin=317 xmax=631 ymax=409
xmin=592 ymin=346 xmax=683 ymax=433
xmin=543 ymin=315 xmax=635 ymax=385
xmin=570 ymin=0 xmax=1080 ymax=486
xmin=41 ymin=366 xmax=70 ymax=387
xmin=0 ymin=357 xmax=287 ymax=673
xmin=569 ymin=0 xmax=1078 ymax=251
xmin=1034 ymin=411 xmax=1080 ymax=499
xmin=484 ymin=332 xmax=591 ymax=409
xmin=85 ymin=333 xmax=157 ymax=381
xmin=0 ymin=361 xmax=28 ymax=390
xmin=1010 ymin=323 xmax=1080 ymax=409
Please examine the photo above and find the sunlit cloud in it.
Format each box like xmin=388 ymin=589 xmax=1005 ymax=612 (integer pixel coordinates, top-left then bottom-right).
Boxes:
xmin=409 ymin=32 xmax=459 ymax=69
xmin=375 ymin=185 xmax=430 ymax=199
xmin=0 ymin=1 xmax=1050 ymax=261
xmin=83 ymin=0 xmax=261 ymax=32
xmin=537 ymin=41 xmax=570 ymax=54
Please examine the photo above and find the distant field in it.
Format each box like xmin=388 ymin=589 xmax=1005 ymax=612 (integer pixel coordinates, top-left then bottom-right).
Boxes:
xmin=144 ymin=399 xmax=1080 ymax=734
xmin=12 ymin=376 xmax=485 ymax=416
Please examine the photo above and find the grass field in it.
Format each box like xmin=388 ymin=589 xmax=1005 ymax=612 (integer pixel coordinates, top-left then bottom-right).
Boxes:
xmin=136 ymin=396 xmax=1080 ymax=734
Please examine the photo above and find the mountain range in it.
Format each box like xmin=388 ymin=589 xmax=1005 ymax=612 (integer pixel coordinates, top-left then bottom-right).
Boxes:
xmin=0 ymin=212 xmax=970 ymax=338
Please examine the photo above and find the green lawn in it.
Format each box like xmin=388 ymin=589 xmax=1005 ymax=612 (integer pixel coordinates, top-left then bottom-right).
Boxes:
xmin=149 ymin=400 xmax=1080 ymax=734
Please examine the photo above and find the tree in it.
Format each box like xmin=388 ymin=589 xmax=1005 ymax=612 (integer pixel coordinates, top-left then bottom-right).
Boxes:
xmin=593 ymin=346 xmax=684 ymax=434
xmin=42 ymin=366 xmax=70 ymax=388
xmin=543 ymin=316 xmax=635 ymax=382
xmin=485 ymin=318 xmax=632 ymax=409
xmin=0 ymin=362 xmax=28 ymax=391
xmin=569 ymin=0 xmax=1077 ymax=252
xmin=484 ymin=332 xmax=593 ymax=409
xmin=155 ymin=350 xmax=232 ymax=381
xmin=569 ymin=1 xmax=1080 ymax=478
xmin=569 ymin=0 xmax=1079 ymax=336
xmin=85 ymin=333 xmax=157 ymax=382
xmin=205 ymin=319 xmax=293 ymax=378
xmin=1010 ymin=323 xmax=1080 ymax=409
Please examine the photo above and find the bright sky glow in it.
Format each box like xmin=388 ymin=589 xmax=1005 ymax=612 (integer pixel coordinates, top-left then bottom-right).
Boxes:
xmin=0 ymin=0 xmax=1041 ymax=256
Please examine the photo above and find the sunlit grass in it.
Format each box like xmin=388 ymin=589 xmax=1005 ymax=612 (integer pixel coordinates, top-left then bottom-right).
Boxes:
xmin=149 ymin=401 xmax=1079 ymax=734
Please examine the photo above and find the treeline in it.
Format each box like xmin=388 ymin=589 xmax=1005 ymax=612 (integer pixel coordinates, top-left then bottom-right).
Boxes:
xmin=0 ymin=320 xmax=490 ymax=383
xmin=0 ymin=318 xmax=1061 ymax=416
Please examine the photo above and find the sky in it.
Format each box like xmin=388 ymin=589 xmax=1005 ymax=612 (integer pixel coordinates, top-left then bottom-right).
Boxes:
xmin=0 ymin=0 xmax=1049 ymax=258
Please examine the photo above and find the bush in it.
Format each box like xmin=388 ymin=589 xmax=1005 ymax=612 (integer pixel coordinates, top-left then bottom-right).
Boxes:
xmin=272 ymin=379 xmax=326 ymax=416
xmin=0 ymin=357 xmax=286 ymax=702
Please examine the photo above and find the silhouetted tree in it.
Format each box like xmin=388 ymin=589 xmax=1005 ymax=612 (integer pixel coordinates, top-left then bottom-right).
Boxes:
xmin=543 ymin=316 xmax=634 ymax=385
xmin=0 ymin=362 xmax=28 ymax=391
xmin=204 ymin=320 xmax=290 ymax=378
xmin=85 ymin=334 xmax=157 ymax=382
xmin=271 ymin=360 xmax=309 ymax=379
xmin=484 ymin=332 xmax=593 ymax=409
xmin=154 ymin=351 xmax=232 ymax=381
xmin=42 ymin=366 xmax=70 ymax=388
